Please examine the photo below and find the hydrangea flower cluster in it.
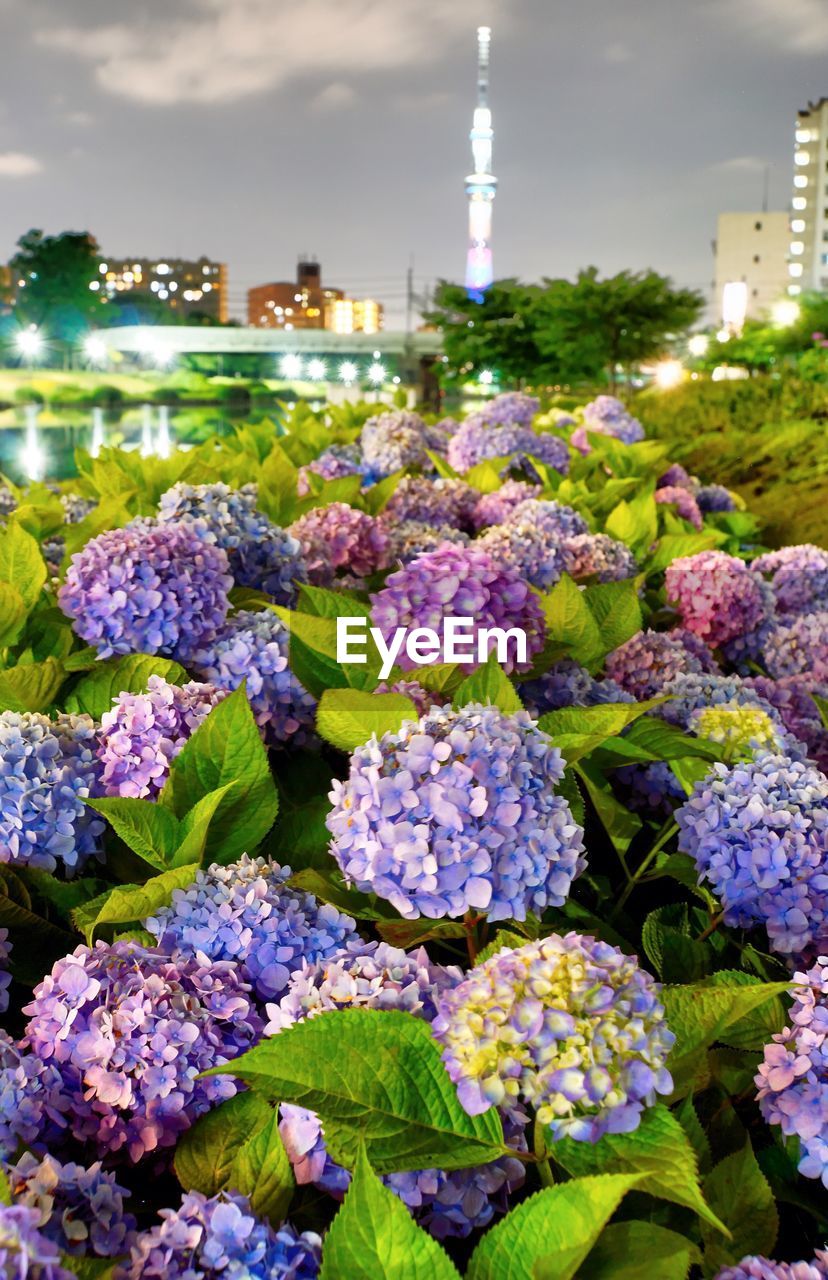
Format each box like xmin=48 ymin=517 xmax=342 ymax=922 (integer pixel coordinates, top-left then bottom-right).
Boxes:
xmin=616 ymin=760 xmax=686 ymax=816
xmin=746 ymin=675 xmax=828 ymax=773
xmin=689 ymin=703 xmax=784 ymax=761
xmin=381 ymin=521 xmax=469 ymax=566
xmin=0 ymin=1204 xmax=73 ymax=1280
xmin=471 ymin=481 xmax=541 ymax=530
xmin=658 ymin=463 xmax=695 ymax=490
xmin=605 ymin=628 xmax=718 ymax=700
xmin=0 ymin=711 xmax=104 ymax=874
xmin=696 ymin=483 xmax=736 ymax=514
xmin=519 ymin=661 xmax=633 ymax=717
xmin=59 ymin=519 xmax=232 ymax=661
xmin=571 ymin=396 xmax=645 ymax=452
xmin=22 ymin=940 xmax=263 ymax=1161
xmin=145 ymin=855 xmax=357 ymax=1003
xmin=190 ymin=609 xmax=316 ymax=747
xmin=381 ymin=476 xmax=478 ymax=530
xmin=373 ymin=678 xmax=437 ymax=717
xmin=505 ymin=497 xmax=588 ymax=541
xmin=120 ymin=1191 xmax=321 ymax=1280
xmin=468 ymin=392 xmax=540 ymax=428
xmin=61 ymin=493 xmax=96 ymax=525
xmin=714 ymin=1257 xmax=828 ymax=1280
xmin=0 ymin=1032 xmax=72 ymax=1162
xmin=288 ymin=502 xmax=389 ymax=585
xmin=477 ymin=519 xmax=564 ymax=590
xmin=0 ymin=484 xmax=17 ymax=520
xmin=752 ymin=545 xmax=828 ymax=615
xmin=326 ymin=702 xmax=585 ymax=921
xmin=763 ymin=613 xmax=828 ymax=682
xmin=433 ymin=933 xmax=674 ymax=1139
xmin=676 ymin=752 xmax=828 ymax=956
xmin=371 ymin=542 xmax=545 ymax=675
xmin=560 ymin=533 xmax=637 ymax=582
xmin=447 ymin=422 xmax=570 ymax=476
xmin=359 ymin=410 xmax=433 ymax=475
xmin=654 ymin=485 xmax=703 ymax=529
xmin=665 ymin=550 xmax=771 ymax=652
xmin=757 ymin=958 xmax=828 ymax=1190
xmin=8 ymin=1153 xmax=136 ymax=1257
xmin=297 ymin=443 xmax=365 ymax=495
xmin=97 ymin=675 xmax=226 ymax=799
xmin=0 ymin=928 xmax=11 ymax=1014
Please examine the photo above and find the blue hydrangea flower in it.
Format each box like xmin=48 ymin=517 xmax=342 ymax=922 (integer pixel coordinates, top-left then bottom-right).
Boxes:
xmin=696 ymin=484 xmax=736 ymax=514
xmin=22 ymin=941 xmax=263 ymax=1162
xmin=471 ymin=481 xmax=541 ymax=530
xmin=380 ymin=520 xmax=470 ymax=566
xmin=746 ymin=675 xmax=828 ymax=773
xmin=145 ymin=855 xmax=358 ymax=1004
xmin=689 ymin=703 xmax=789 ymax=762
xmin=433 ymin=932 xmax=674 ymax=1140
xmin=753 ymin=545 xmax=828 ymax=616
xmin=190 ymin=609 xmax=316 ymax=747
xmin=763 ymin=612 xmax=828 ymax=683
xmin=0 ymin=1204 xmax=73 ymax=1280
xmin=381 ymin=476 xmax=478 ymax=530
xmin=616 ymin=760 xmax=686 ymax=817
xmin=714 ymin=1256 xmax=828 ymax=1280
xmin=360 ymin=410 xmax=435 ymax=475
xmin=757 ymin=958 xmax=828 ymax=1192
xmin=519 ymin=660 xmax=632 ymax=717
xmin=468 ymin=393 xmax=540 ymax=428
xmin=571 ymin=397 xmax=645 ymax=453
xmin=0 ymin=928 xmax=11 ymax=1014
xmin=0 ymin=712 xmax=105 ymax=874
xmin=59 ymin=518 xmax=232 ymax=661
xmin=477 ymin=519 xmax=564 ymax=590
xmin=659 ymin=673 xmax=782 ymax=732
xmin=447 ymin=422 xmax=570 ymax=476
xmin=8 ymin=1153 xmax=136 ymax=1258
xmin=297 ymin=444 xmax=366 ymax=496
xmin=61 ymin=493 xmax=96 ymax=525
xmin=0 ymin=1032 xmax=72 ymax=1162
xmin=120 ymin=1191 xmax=320 ymax=1280
xmin=327 ymin=702 xmax=585 ymax=921
xmin=676 ymin=752 xmax=828 ymax=957
xmin=560 ymin=533 xmax=637 ymax=582
xmin=605 ymin=628 xmax=719 ymax=700
xmin=505 ymin=497 xmax=588 ymax=541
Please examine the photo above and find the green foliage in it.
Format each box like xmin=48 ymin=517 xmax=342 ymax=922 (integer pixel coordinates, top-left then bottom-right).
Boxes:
xmin=64 ymin=653 xmax=188 ymax=719
xmin=316 ymin=688 xmax=419 ymax=751
xmin=11 ymin=228 xmax=106 ymax=344
xmin=701 ymin=1141 xmax=778 ymax=1276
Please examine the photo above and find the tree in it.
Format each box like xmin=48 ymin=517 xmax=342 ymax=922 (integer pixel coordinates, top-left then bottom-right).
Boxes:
xmin=425 ymin=280 xmax=550 ymax=387
xmin=11 ymin=228 xmax=106 ymax=348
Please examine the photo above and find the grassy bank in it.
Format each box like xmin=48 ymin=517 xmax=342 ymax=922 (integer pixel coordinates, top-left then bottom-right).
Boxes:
xmin=0 ymin=368 xmax=295 ymax=408
xmin=632 ymin=377 xmax=828 ymax=547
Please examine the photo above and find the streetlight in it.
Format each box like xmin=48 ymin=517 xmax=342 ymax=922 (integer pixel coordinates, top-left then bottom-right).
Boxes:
xmin=280 ymin=354 xmax=303 ymax=379
xmin=771 ymin=299 xmax=800 ymax=327
xmin=306 ymin=358 xmax=326 ymax=381
xmin=687 ymin=334 xmax=709 ymax=357
xmin=16 ymin=328 xmax=42 ymax=365
xmin=479 ymin=368 xmax=494 ymax=385
xmin=653 ymin=359 xmax=683 ymax=389
xmin=367 ymin=361 xmax=386 ymax=385
xmin=716 ymin=328 xmax=731 ymax=343
xmin=339 ymin=361 xmax=358 ymax=384
xmin=84 ymin=335 xmax=107 ymax=365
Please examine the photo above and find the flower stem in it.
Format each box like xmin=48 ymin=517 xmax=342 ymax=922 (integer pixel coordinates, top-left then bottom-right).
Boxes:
xmin=611 ymin=821 xmax=678 ymax=920
xmin=533 ymin=1117 xmax=555 ymax=1187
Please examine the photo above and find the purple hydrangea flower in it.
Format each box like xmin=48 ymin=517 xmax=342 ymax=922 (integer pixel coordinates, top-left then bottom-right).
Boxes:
xmin=61 ymin=493 xmax=96 ymax=525
xmin=326 ymin=702 xmax=585 ymax=921
xmin=571 ymin=397 xmax=645 ymax=453
xmin=120 ymin=1191 xmax=320 ymax=1280
xmin=145 ymin=855 xmax=357 ymax=1004
xmin=59 ymin=519 xmax=232 ymax=661
xmin=560 ymin=533 xmax=637 ymax=583
xmin=0 ymin=1204 xmax=73 ymax=1280
xmin=0 ymin=928 xmax=11 ymax=1014
xmin=297 ymin=444 xmax=365 ymax=496
xmin=98 ymin=675 xmax=226 ymax=799
xmin=654 ymin=486 xmax=703 ymax=530
xmin=519 ymin=660 xmax=633 ymax=717
xmin=288 ymin=503 xmax=389 ymax=586
xmin=605 ymin=628 xmax=719 ymax=700
xmin=471 ymin=481 xmax=542 ymax=530
xmin=190 ymin=609 xmax=316 ymax=747
xmin=477 ymin=520 xmax=564 ymax=590
xmin=745 ymin=675 xmax=828 ymax=773
xmin=0 ymin=1032 xmax=72 ymax=1162
xmin=696 ymin=484 xmax=736 ymax=514
xmin=763 ymin=613 xmax=828 ymax=682
xmin=0 ymin=485 xmax=17 ymax=520
xmin=0 ymin=712 xmax=104 ymax=874
xmin=22 ymin=940 xmax=263 ymax=1162
xmin=665 ymin=550 xmax=771 ymax=652
xmin=373 ymin=678 xmax=438 ymax=717
xmin=659 ymin=672 xmax=783 ymax=731
xmin=658 ymin=464 xmax=695 ymax=490
xmin=468 ymin=393 xmax=540 ymax=428
xmin=370 ymin=542 xmax=546 ymax=675
xmin=757 ymin=958 xmax=828 ymax=1192
xmin=381 ymin=476 xmax=478 ymax=531
xmin=505 ymin=498 xmax=589 ymax=541
xmin=433 ymin=932 xmax=674 ymax=1139
xmin=617 ymin=760 xmax=686 ymax=817
xmin=380 ymin=520 xmax=470 ymax=566
xmin=714 ymin=1257 xmax=828 ymax=1280
xmin=8 ymin=1153 xmax=136 ymax=1257
xmin=753 ymin=545 xmax=828 ymax=616
xmin=447 ymin=423 xmax=570 ymax=476
xmin=676 ymin=752 xmax=828 ymax=957
xmin=359 ymin=410 xmax=435 ymax=475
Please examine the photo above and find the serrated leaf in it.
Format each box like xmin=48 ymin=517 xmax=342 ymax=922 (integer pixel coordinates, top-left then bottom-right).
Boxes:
xmin=649 ymin=532 xmax=721 ymax=574
xmin=540 ymin=574 xmax=603 ymax=671
xmin=86 ymin=797 xmax=181 ymax=872
xmin=604 ymin=490 xmax=657 ymax=556
xmin=172 ymin=781 xmax=241 ymax=867
xmin=701 ymin=1142 xmax=778 ymax=1277
xmin=72 ymin=863 xmax=198 ymax=944
xmin=320 ymin=1144 xmax=460 ymax=1280
xmin=297 ymin=583 xmax=372 ymax=620
xmin=286 ymin=868 xmax=395 ymax=922
xmin=474 ymin=929 xmax=528 ymax=965
xmin=0 ymin=520 xmax=46 ymax=611
xmin=574 ymin=761 xmax=642 ymax=855
xmin=466 ymin=1175 xmax=641 ymax=1280
xmin=675 ymin=1095 xmax=712 ymax=1176
xmin=698 ymin=971 xmax=787 ymax=1051
xmin=580 ymin=1221 xmax=699 ymax=1280
xmin=455 ymin=651 xmax=523 ymax=713
xmin=552 ymin=1105 xmax=729 ymax=1236
xmin=0 ymin=658 xmax=64 ymax=712
xmin=316 ymin=688 xmax=418 ymax=752
xmin=205 ymin=1008 xmax=508 ymax=1172
xmin=0 ymin=582 xmax=26 ymax=646
xmin=583 ymin=580 xmax=642 ymax=654
xmin=65 ymin=654 xmax=187 ymax=720
xmin=538 ymin=698 xmax=666 ymax=764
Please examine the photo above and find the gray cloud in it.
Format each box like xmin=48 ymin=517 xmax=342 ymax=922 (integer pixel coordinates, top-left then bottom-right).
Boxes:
xmin=0 ymin=151 xmax=42 ymax=176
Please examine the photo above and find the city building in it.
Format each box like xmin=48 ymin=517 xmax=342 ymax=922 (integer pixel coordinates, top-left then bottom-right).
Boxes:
xmin=788 ymin=98 xmax=828 ymax=294
xmin=247 ymin=260 xmax=383 ymax=334
xmin=465 ymin=25 xmax=497 ymax=298
xmin=713 ymin=212 xmax=790 ymax=327
xmin=94 ymin=256 xmax=228 ymax=322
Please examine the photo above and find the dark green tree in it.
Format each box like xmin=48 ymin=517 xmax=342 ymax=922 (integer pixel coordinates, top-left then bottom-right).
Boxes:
xmin=11 ymin=228 xmax=106 ymax=349
xmin=425 ymin=280 xmax=549 ymax=387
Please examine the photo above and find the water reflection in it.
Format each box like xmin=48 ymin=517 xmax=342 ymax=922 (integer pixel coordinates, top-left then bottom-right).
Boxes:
xmin=21 ymin=404 xmax=45 ymax=482
xmin=156 ymin=405 xmax=171 ymax=459
xmin=90 ymin=407 xmax=105 ymax=459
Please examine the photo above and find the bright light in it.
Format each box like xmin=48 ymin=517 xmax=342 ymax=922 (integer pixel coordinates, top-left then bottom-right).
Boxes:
xmin=793 ymin=197 xmax=807 ymax=210
xmin=795 ymin=150 xmax=810 ymax=165
xmin=716 ymin=328 xmax=731 ymax=343
xmin=687 ymin=334 xmax=709 ymax=357
xmin=791 ymin=218 xmax=806 ymax=233
xmin=653 ymin=359 xmax=683 ymax=389
xmin=84 ymin=335 xmax=107 ymax=363
xmin=339 ymin=361 xmax=358 ymax=383
xmin=479 ymin=368 xmax=494 ymax=385
xmin=789 ymin=263 xmax=804 ymax=278
xmin=152 ymin=345 xmax=173 ymax=368
xmin=306 ymin=358 xmax=326 ymax=381
xmin=721 ymin=281 xmax=748 ymax=333
xmin=794 ymin=175 xmax=808 ymax=188
xmin=796 ymin=128 xmax=812 ymax=143
xmin=790 ymin=241 xmax=804 ymax=255
xmin=772 ymin=299 xmax=800 ymax=327
xmin=367 ymin=362 xmax=386 ymax=385
xmin=280 ymin=354 xmax=303 ymax=378
xmin=16 ymin=329 xmax=42 ymax=359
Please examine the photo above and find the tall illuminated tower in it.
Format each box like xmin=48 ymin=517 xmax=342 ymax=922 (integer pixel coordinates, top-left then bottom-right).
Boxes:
xmin=465 ymin=25 xmax=497 ymax=299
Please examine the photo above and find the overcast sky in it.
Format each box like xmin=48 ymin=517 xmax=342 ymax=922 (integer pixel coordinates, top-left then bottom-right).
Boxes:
xmin=0 ymin=0 xmax=826 ymax=325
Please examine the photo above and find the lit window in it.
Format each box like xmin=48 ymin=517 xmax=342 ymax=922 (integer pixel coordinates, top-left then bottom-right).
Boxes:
xmin=793 ymin=196 xmax=807 ymax=210
xmin=99 ymin=263 xmax=107 ymax=273
xmin=285 ymin=308 xmax=293 ymax=315
xmin=794 ymin=175 xmax=808 ymax=188
xmin=795 ymin=151 xmax=810 ymax=165
xmin=789 ymin=284 xmax=802 ymax=295
xmin=790 ymin=241 xmax=804 ymax=254
xmin=169 ymin=282 xmax=178 ymax=291
xmin=156 ymin=263 xmax=170 ymax=275
xmin=203 ymin=265 xmax=210 ymax=274
xmin=791 ymin=218 xmax=806 ymax=232
xmin=789 ymin=262 xmax=804 ymax=277
xmin=796 ymin=128 xmax=812 ymax=142
xmin=294 ymin=294 xmax=302 ymax=302
xmin=89 ymin=281 xmax=100 ymax=291
xmin=202 ymin=282 xmax=212 ymax=292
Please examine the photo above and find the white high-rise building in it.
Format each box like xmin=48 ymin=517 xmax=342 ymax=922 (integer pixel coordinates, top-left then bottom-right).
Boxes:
xmin=789 ymin=98 xmax=828 ymax=294
xmin=714 ymin=212 xmax=790 ymax=327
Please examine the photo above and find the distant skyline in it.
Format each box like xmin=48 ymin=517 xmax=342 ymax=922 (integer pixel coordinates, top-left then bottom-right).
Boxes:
xmin=1 ymin=0 xmax=828 ymax=326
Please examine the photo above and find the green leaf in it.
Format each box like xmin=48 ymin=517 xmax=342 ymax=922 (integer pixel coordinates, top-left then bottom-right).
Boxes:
xmin=464 ymin=460 xmax=506 ymax=493
xmin=86 ymin=797 xmax=181 ymax=872
xmin=60 ymin=1257 xmax=117 ymax=1280
xmin=580 ymin=1221 xmax=699 ymax=1280
xmin=175 ymin=1093 xmax=294 ymax=1225
xmin=0 ymin=582 xmax=26 ymax=646
xmin=72 ymin=863 xmax=198 ymax=944
xmin=172 ymin=781 xmax=242 ymax=867
xmin=538 ymin=698 xmax=666 ymax=764
xmin=574 ymin=761 xmax=642 ymax=855
xmin=604 ymin=490 xmax=657 ymax=556
xmin=205 ymin=1007 xmax=508 ymax=1172
xmin=375 ymin=919 xmax=468 ymax=948
xmin=320 ymin=1145 xmax=460 ymax=1280
xmin=0 ymin=520 xmax=46 ymax=612
xmin=583 ymin=580 xmax=642 ymax=654
xmin=641 ymin=904 xmax=712 ymax=982
xmin=361 ymin=469 xmax=406 ymax=515
xmin=540 ymin=574 xmax=603 ymax=671
xmin=297 ymin=583 xmax=372 ymax=620
xmin=701 ymin=1142 xmax=778 ymax=1277
xmin=256 ymin=443 xmax=300 ymax=524
xmin=316 ymin=688 xmax=418 ymax=752
xmin=698 ymin=971 xmax=787 ymax=1051
xmin=287 ymin=868 xmax=396 ymax=921
xmin=648 ymin=532 xmax=721 ymax=574
xmin=474 ymin=928 xmax=528 ymax=965
xmin=0 ymin=658 xmax=64 ymax=713
xmin=65 ymin=654 xmax=187 ymax=720
xmin=455 ymin=650 xmax=523 ymax=713
xmin=61 ymin=495 xmax=134 ymax=564
xmin=621 ymin=717 xmax=719 ymax=763
xmin=0 ymin=869 xmax=78 ymax=983
xmin=161 ymin=686 xmax=278 ymax=863
xmin=552 ymin=1105 xmax=729 ymax=1236
xmin=466 ymin=1175 xmax=641 ymax=1280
